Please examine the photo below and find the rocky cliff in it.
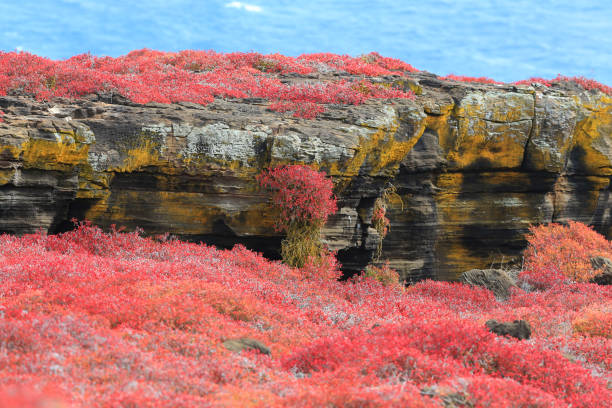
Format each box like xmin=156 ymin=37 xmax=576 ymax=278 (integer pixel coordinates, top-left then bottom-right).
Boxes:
xmin=1 ymin=73 xmax=611 ymax=281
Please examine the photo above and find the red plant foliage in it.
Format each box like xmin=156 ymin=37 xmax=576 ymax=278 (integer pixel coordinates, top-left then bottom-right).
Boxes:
xmin=520 ymin=221 xmax=612 ymax=289
xmin=439 ymin=74 xmax=503 ymax=85
xmin=438 ymin=72 xmax=612 ymax=95
xmin=299 ymin=52 xmax=418 ymax=76
xmin=257 ymin=165 xmax=337 ymax=231
xmin=371 ymin=205 xmax=390 ymax=237
xmin=572 ymin=302 xmax=612 ymax=339
xmin=0 ymin=50 xmax=416 ymax=119
xmin=0 ymin=222 xmax=610 ymax=407
xmin=513 ymin=74 xmax=612 ymax=95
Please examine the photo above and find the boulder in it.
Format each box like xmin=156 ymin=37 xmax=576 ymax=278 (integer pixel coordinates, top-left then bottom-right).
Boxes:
xmin=590 ymin=256 xmax=612 ymax=285
xmin=222 ymin=338 xmax=271 ymax=355
xmin=485 ymin=319 xmax=531 ymax=340
xmin=459 ymin=269 xmax=517 ymax=300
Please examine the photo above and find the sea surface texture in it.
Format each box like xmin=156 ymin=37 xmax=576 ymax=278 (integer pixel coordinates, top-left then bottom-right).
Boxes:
xmin=0 ymin=0 xmax=610 ymax=83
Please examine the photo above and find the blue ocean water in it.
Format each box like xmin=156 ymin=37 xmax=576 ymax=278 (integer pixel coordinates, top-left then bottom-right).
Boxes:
xmin=0 ymin=0 xmax=610 ymax=84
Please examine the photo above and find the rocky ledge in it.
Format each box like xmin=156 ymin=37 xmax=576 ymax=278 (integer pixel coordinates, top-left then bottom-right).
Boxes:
xmin=1 ymin=73 xmax=611 ymax=281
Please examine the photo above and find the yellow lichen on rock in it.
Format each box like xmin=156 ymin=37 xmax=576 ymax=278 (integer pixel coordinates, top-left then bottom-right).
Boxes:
xmin=113 ymin=138 xmax=166 ymax=173
xmin=571 ymin=94 xmax=612 ymax=176
xmin=0 ymin=169 xmax=15 ymax=185
xmin=19 ymin=132 xmax=90 ymax=171
xmin=444 ymin=92 xmax=534 ymax=170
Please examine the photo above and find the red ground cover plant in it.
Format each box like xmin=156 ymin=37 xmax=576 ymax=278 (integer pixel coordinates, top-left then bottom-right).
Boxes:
xmin=0 ymin=50 xmax=416 ymax=119
xmin=438 ymin=74 xmax=503 ymax=85
xmin=1 ymin=49 xmax=609 ymax=122
xmin=513 ymin=74 xmax=612 ymax=95
xmin=439 ymin=73 xmax=612 ymax=95
xmin=0 ymin=221 xmax=610 ymax=407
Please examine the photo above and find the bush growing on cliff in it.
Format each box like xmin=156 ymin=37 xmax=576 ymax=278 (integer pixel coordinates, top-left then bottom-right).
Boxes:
xmin=371 ymin=183 xmax=402 ymax=261
xmin=257 ymin=165 xmax=337 ymax=272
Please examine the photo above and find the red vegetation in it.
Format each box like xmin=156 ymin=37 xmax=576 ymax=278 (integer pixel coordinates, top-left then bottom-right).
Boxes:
xmin=0 ymin=221 xmax=610 ymax=407
xmin=0 ymin=50 xmax=416 ymax=119
xmin=513 ymin=74 xmax=612 ymax=95
xmin=371 ymin=205 xmax=391 ymax=237
xmin=520 ymin=221 xmax=612 ymax=289
xmin=257 ymin=165 xmax=336 ymax=231
xmin=1 ymin=49 xmax=609 ymax=121
xmin=439 ymin=74 xmax=503 ymax=85
xmin=439 ymin=73 xmax=611 ymax=95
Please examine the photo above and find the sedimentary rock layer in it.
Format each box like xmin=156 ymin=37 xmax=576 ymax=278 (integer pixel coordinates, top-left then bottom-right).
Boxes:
xmin=1 ymin=73 xmax=610 ymax=281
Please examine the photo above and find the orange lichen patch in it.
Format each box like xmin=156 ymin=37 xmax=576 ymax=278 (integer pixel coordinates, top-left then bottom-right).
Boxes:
xmin=0 ymin=169 xmax=15 ymax=185
xmin=424 ymin=110 xmax=453 ymax=139
xmin=15 ymin=132 xmax=90 ymax=171
xmin=0 ymin=144 xmax=22 ymax=161
xmin=433 ymin=236 xmax=488 ymax=281
xmin=328 ymin=117 xmax=425 ymax=181
xmin=76 ymin=167 xmax=113 ymax=199
xmin=370 ymin=129 xmax=425 ymax=175
xmin=457 ymin=92 xmax=534 ymax=123
xmin=110 ymin=138 xmax=167 ymax=173
xmin=571 ymin=95 xmax=612 ymax=176
xmin=392 ymin=78 xmax=423 ymax=95
xmin=447 ymin=120 xmax=531 ymax=169
xmin=440 ymin=92 xmax=534 ymax=170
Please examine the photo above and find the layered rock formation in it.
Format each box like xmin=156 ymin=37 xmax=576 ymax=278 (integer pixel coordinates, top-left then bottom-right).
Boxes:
xmin=1 ymin=73 xmax=611 ymax=281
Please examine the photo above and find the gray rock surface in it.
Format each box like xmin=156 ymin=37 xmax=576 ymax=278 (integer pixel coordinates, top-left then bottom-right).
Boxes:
xmin=590 ymin=256 xmax=612 ymax=285
xmin=459 ymin=269 xmax=517 ymax=300
xmin=223 ymin=338 xmax=271 ymax=355
xmin=485 ymin=319 xmax=532 ymax=340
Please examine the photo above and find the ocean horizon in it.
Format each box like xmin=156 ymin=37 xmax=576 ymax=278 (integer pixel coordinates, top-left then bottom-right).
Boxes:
xmin=1 ymin=0 xmax=611 ymax=84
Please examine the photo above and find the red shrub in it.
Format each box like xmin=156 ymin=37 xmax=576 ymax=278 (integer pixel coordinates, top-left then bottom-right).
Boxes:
xmin=572 ymin=302 xmax=612 ymax=338
xmin=520 ymin=221 xmax=612 ymax=289
xmin=257 ymin=165 xmax=336 ymax=231
xmin=356 ymin=262 xmax=402 ymax=289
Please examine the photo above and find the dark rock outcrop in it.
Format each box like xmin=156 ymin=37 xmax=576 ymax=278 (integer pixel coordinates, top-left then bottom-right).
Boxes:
xmin=590 ymin=256 xmax=612 ymax=285
xmin=1 ymin=73 xmax=611 ymax=281
xmin=459 ymin=269 xmax=517 ymax=300
xmin=485 ymin=320 xmax=532 ymax=340
xmin=222 ymin=338 xmax=271 ymax=355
